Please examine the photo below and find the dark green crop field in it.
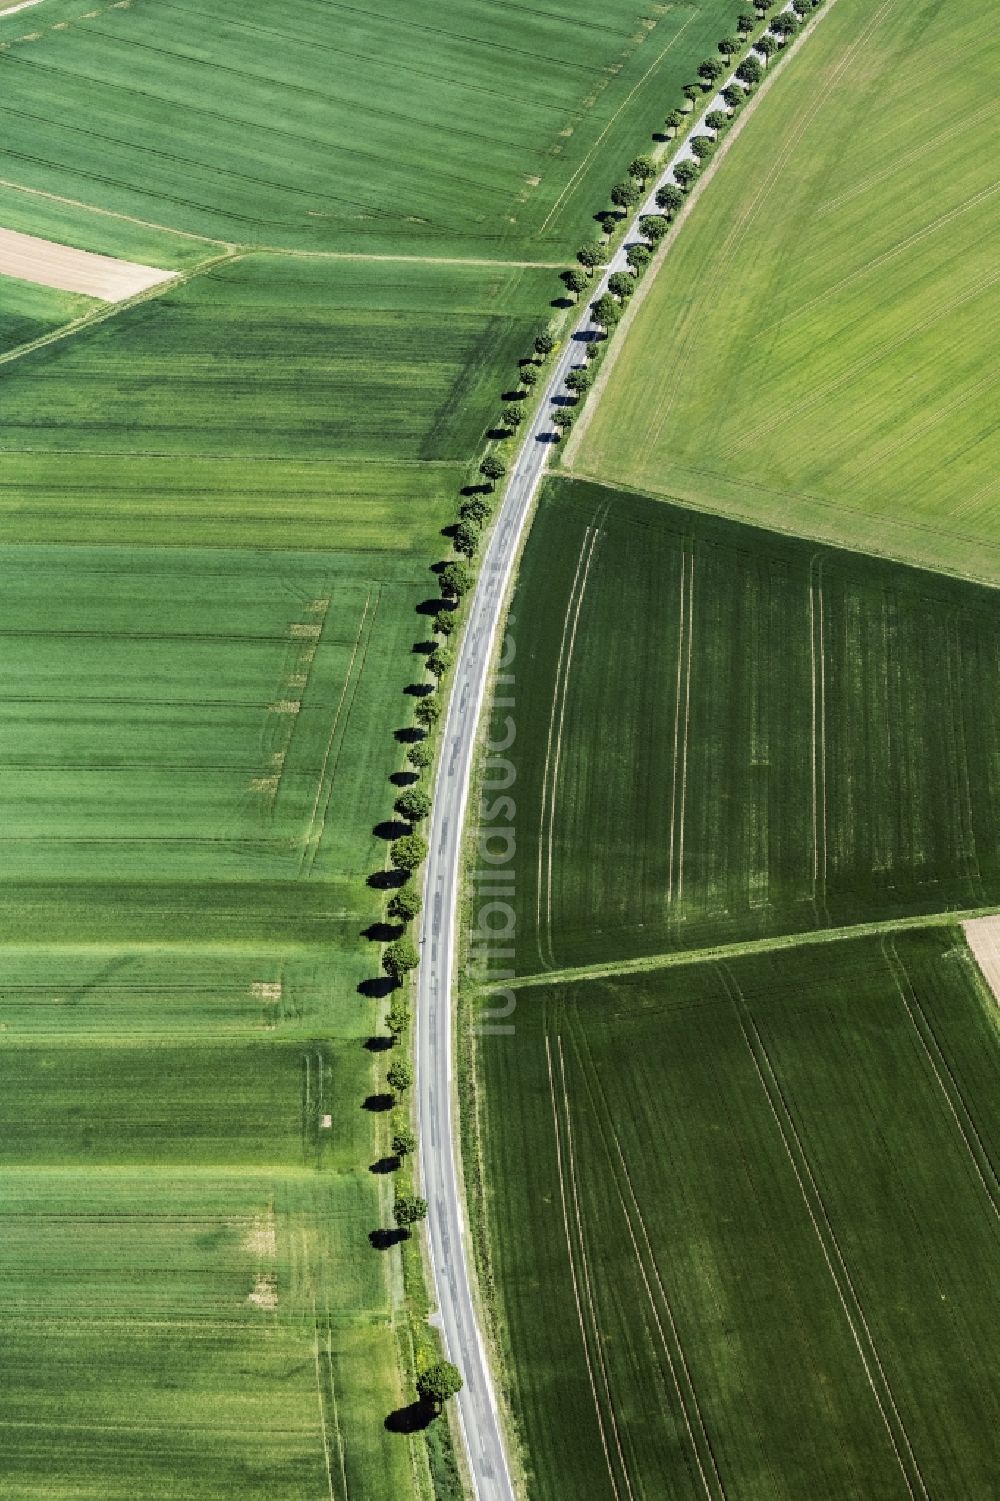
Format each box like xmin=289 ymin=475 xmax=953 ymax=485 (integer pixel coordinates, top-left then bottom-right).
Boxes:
xmin=0 ymin=0 xmax=735 ymax=259
xmin=474 ymin=928 xmax=1000 ymax=1500
xmin=493 ymin=477 xmax=1000 ymax=976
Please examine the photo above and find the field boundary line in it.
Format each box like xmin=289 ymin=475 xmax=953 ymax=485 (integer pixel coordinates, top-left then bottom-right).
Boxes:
xmin=0 ymin=174 xmax=233 ymax=248
xmin=489 ymin=906 xmax=1000 ymax=993
xmin=562 ymin=1029 xmax=727 ymax=1501
xmin=544 ymin=1034 xmax=629 ymax=1501
xmin=0 ymin=247 xmax=236 ymax=372
xmin=667 ymin=541 xmax=689 ymax=907
xmin=883 ymin=937 xmax=1000 ymax=1221
xmin=263 ymin=248 xmax=570 ymax=270
xmin=720 ymin=965 xmax=930 ymax=1501
xmin=807 ymin=557 xmax=828 ymax=909
xmin=676 ymin=542 xmax=696 ymax=907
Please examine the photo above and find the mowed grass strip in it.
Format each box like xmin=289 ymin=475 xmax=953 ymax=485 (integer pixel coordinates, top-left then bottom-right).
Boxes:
xmin=495 ymin=478 xmax=1000 ymax=975
xmin=474 ymin=929 xmax=1000 ymax=1501
xmin=0 ymin=0 xmax=735 ymax=256
xmin=0 ymin=253 xmax=554 ymax=460
xmin=572 ymin=0 xmax=1000 ymax=582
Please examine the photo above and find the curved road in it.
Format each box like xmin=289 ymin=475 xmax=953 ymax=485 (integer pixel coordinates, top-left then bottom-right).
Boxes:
xmin=415 ymin=11 xmax=809 ymax=1498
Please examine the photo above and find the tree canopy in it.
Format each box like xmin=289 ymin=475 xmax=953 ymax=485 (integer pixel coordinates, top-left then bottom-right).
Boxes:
xmin=390 ymin=833 xmax=428 ymax=873
xmin=417 ymin=1361 xmax=463 ymax=1409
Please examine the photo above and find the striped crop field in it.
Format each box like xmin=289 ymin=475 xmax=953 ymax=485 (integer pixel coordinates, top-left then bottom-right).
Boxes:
xmin=570 ymin=0 xmax=1000 ymax=583
xmin=0 ymin=0 xmax=736 ymax=260
xmin=488 ymin=477 xmax=1000 ymax=976
xmin=472 ymin=927 xmax=1000 ymax=1499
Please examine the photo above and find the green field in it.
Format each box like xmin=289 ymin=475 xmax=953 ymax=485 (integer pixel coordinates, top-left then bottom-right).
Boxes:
xmin=571 ymin=0 xmax=1000 ymax=582
xmin=473 ymin=928 xmax=1000 ymax=1499
xmin=0 ymin=271 xmax=94 ymax=354
xmin=491 ymin=476 xmax=1000 ymax=975
xmin=0 ymin=0 xmax=736 ymax=260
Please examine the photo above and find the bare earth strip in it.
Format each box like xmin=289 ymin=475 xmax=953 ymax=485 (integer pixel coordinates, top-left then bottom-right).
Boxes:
xmin=0 ymin=226 xmax=176 ymax=301
xmin=963 ymin=915 xmax=1000 ymax=1004
xmin=0 ymin=0 xmax=45 ymax=13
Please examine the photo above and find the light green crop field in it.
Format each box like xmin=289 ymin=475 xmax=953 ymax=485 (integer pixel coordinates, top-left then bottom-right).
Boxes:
xmin=0 ymin=0 xmax=736 ymax=260
xmin=491 ymin=477 xmax=1000 ymax=975
xmin=474 ymin=928 xmax=1000 ymax=1500
xmin=0 ymin=272 xmax=94 ymax=354
xmin=571 ymin=0 xmax=1000 ymax=582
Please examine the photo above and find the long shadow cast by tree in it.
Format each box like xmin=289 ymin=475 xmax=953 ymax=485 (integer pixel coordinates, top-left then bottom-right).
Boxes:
xmin=385 ymin=1399 xmax=435 ymax=1433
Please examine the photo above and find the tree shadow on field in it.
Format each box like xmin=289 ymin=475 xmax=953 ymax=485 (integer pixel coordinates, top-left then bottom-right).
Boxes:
xmin=390 ymin=769 xmax=418 ymax=788
xmin=385 ymin=1399 xmax=435 ymax=1433
xmin=416 ymin=596 xmax=445 ymax=617
xmin=368 ymin=868 xmax=408 ymax=891
xmin=361 ymin=920 xmax=402 ymax=944
xmin=404 ymin=682 xmax=433 ymax=699
xmin=358 ymin=975 xmax=397 ymax=1000
xmin=369 ymin=1155 xmax=400 ymax=1176
xmin=364 ymin=1035 xmax=394 ymax=1053
xmin=373 ymin=818 xmax=410 ymax=842
xmin=362 ymin=1092 xmax=394 ymax=1114
xmin=369 ymin=1227 xmax=408 ymax=1252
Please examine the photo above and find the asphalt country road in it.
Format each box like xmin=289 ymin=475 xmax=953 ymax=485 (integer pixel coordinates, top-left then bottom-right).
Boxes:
xmin=414 ymin=12 xmax=809 ymax=1499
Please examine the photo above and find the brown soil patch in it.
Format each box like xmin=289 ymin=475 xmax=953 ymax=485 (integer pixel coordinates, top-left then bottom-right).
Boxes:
xmin=0 ymin=225 xmax=175 ymax=301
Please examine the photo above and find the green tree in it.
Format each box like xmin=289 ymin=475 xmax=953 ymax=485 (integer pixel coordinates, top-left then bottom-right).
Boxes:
xmin=417 ymin=1361 xmax=464 ymax=1411
xmin=792 ymin=0 xmax=811 ymax=14
xmin=735 ymin=54 xmax=763 ymax=85
xmin=625 ymin=242 xmax=652 ymax=273
xmin=718 ymin=34 xmax=740 ymax=60
xmin=771 ymin=12 xmax=798 ymax=37
xmin=480 ymin=453 xmax=506 ymax=490
xmin=407 ymin=740 xmax=432 ymax=771
xmin=698 ymin=57 xmax=724 ymax=85
xmin=383 ymin=938 xmax=418 ymax=982
xmin=551 ymin=409 xmax=575 ymax=436
xmin=390 ymin=833 xmax=427 ymax=874
xmin=458 ymin=495 xmax=489 ymax=525
xmin=628 ymin=154 xmax=657 ymax=185
xmin=427 ymin=644 xmax=452 ymax=679
xmin=565 ymin=367 xmax=592 ymax=395
xmin=591 ymin=293 xmax=620 ymax=330
xmin=705 ymin=110 xmax=728 ymax=132
xmin=639 ymin=214 xmax=670 ymax=244
xmin=386 ymin=997 xmax=409 ymax=1039
xmin=690 ymin=134 xmax=715 ymax=161
xmin=392 ymin=1124 xmax=417 ymax=1158
xmin=500 ymin=403 xmax=524 ymax=431
xmin=534 ymin=332 xmax=554 ymax=359
xmin=664 ymin=109 xmax=684 ymax=136
xmin=440 ymin=561 xmax=472 ymax=600
xmin=610 ymin=180 xmax=640 ymax=213
xmin=453 ymin=519 xmax=480 ymax=558
xmin=393 ymin=1191 xmax=427 ymax=1230
xmin=576 ymin=240 xmax=607 ymax=277
xmin=607 ymin=270 xmax=635 ymax=300
xmin=387 ymin=1059 xmax=413 ymax=1094
xmin=520 ymin=363 xmax=539 ymax=389
xmin=722 ymin=83 xmax=745 ymax=110
xmin=682 ymin=82 xmax=700 ymax=110
xmin=414 ymin=695 xmax=441 ymax=729
xmin=756 ymin=33 xmax=778 ymax=62
xmin=674 ymin=159 xmax=701 ymax=189
xmin=562 ymin=266 xmax=588 ymax=301
xmin=388 ymin=885 xmax=422 ymax=923
xmin=584 ymin=338 xmax=603 ymax=362
xmin=656 ymin=182 xmax=684 ymax=215
xmin=736 ymin=11 xmax=756 ymax=37
xmin=396 ymin=787 xmax=431 ymax=823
